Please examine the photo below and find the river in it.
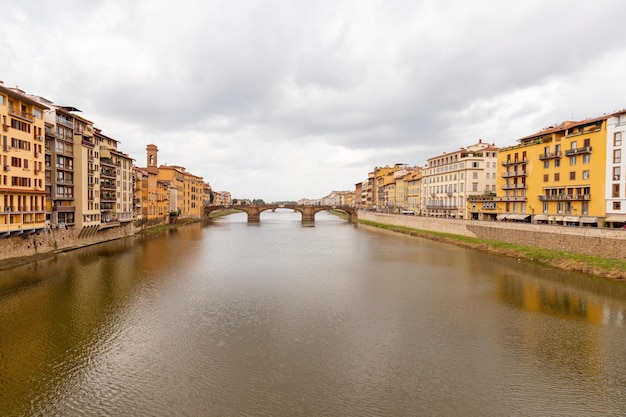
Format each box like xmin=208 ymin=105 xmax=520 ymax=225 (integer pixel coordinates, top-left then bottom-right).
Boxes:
xmin=1 ymin=210 xmax=625 ymax=416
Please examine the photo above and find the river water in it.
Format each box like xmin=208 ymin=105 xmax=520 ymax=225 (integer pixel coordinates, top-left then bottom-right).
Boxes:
xmin=1 ymin=210 xmax=626 ymax=416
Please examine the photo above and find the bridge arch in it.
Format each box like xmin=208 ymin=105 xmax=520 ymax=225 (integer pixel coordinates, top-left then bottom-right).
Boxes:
xmin=204 ymin=204 xmax=357 ymax=223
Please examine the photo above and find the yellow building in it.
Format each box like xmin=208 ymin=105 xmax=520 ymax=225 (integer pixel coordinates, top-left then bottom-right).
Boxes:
xmin=475 ymin=115 xmax=609 ymax=226
xmin=0 ymin=83 xmax=47 ymax=236
xmin=405 ymin=170 xmax=423 ymax=213
xmin=143 ymin=144 xmax=167 ymax=220
xmin=181 ymin=171 xmax=203 ymax=218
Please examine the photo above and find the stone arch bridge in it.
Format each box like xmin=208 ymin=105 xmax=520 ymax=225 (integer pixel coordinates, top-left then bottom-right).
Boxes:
xmin=203 ymin=204 xmax=357 ymax=223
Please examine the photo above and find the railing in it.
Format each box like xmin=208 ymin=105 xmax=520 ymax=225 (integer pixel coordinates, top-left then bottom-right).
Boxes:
xmin=56 ymin=115 xmax=74 ymax=128
xmin=502 ymin=183 xmax=527 ymax=190
xmin=564 ymin=146 xmax=592 ymax=156
xmin=538 ymin=152 xmax=562 ymax=160
xmin=9 ymin=106 xmax=34 ymax=122
xmin=501 ymin=158 xmax=527 ymax=166
xmin=493 ymin=196 xmax=527 ymax=202
xmin=538 ymin=194 xmax=591 ymax=201
xmin=502 ymin=170 xmax=527 ymax=177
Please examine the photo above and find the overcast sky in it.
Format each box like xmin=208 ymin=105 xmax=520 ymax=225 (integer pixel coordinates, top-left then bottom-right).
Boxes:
xmin=2 ymin=1 xmax=626 ymax=202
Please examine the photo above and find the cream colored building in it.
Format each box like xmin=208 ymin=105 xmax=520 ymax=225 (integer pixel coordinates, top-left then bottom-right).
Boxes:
xmin=96 ymin=130 xmax=134 ymax=224
xmin=605 ymin=110 xmax=626 ymax=226
xmin=423 ymin=140 xmax=499 ymax=218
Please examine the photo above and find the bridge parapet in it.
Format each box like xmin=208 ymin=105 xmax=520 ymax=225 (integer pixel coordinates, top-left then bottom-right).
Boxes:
xmin=204 ymin=204 xmax=357 ymax=223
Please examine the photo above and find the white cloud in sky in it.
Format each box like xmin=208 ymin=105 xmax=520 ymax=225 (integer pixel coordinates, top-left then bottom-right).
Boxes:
xmin=2 ymin=0 xmax=626 ymax=201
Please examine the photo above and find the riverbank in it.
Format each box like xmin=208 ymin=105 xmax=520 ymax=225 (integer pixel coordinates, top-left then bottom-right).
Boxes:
xmin=0 ymin=210 xmax=241 ymax=271
xmin=355 ymin=218 xmax=626 ymax=281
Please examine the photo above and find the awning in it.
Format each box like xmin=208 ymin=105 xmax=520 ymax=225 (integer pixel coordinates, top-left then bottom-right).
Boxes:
xmin=534 ymin=214 xmax=548 ymax=221
xmin=508 ymin=214 xmax=530 ymax=221
xmin=580 ymin=216 xmax=598 ymax=224
xmin=548 ymin=216 xmax=564 ymax=222
xmin=496 ymin=214 xmax=508 ymax=221
xmin=563 ymin=216 xmax=580 ymax=223
xmin=605 ymin=215 xmax=626 ymax=223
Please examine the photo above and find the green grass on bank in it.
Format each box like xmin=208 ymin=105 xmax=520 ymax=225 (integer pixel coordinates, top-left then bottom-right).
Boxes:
xmin=356 ymin=219 xmax=626 ymax=280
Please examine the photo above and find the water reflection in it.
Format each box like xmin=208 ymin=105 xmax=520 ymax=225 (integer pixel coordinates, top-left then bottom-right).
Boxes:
xmin=0 ymin=215 xmax=625 ymax=416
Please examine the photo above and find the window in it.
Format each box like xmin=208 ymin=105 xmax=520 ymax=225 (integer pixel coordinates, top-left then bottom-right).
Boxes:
xmin=571 ymin=141 xmax=577 ymax=150
xmin=554 ymin=173 xmax=560 ymax=181
xmin=614 ymin=202 xmax=622 ymax=210
xmin=33 ymin=108 xmax=42 ymax=119
xmin=0 ymin=95 xmax=4 ymax=105
xmin=570 ymin=156 xmax=576 ymax=165
xmin=472 ymin=172 xmax=478 ymax=179
xmin=569 ymin=171 xmax=576 ymax=180
xmin=583 ymin=154 xmax=590 ymax=164
xmin=543 ymin=202 xmax=548 ymax=213
xmin=613 ymin=184 xmax=620 ymax=198
xmin=472 ymin=162 xmax=479 ymax=168
xmin=582 ymin=170 xmax=589 ymax=180
xmin=544 ymin=160 xmax=549 ymax=169
xmin=555 ymin=159 xmax=561 ymax=167
xmin=543 ymin=174 xmax=549 ymax=182
xmin=615 ymin=149 xmax=622 ymax=164
xmin=615 ymin=132 xmax=622 ymax=147
xmin=614 ymin=167 xmax=621 ymax=181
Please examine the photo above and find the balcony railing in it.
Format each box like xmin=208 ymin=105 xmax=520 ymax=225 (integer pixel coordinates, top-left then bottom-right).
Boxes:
xmin=502 ymin=183 xmax=527 ymax=190
xmin=538 ymin=194 xmax=591 ymax=201
xmin=502 ymin=170 xmax=527 ymax=178
xmin=501 ymin=158 xmax=527 ymax=166
xmin=493 ymin=196 xmax=527 ymax=202
xmin=56 ymin=115 xmax=74 ymax=128
xmin=538 ymin=152 xmax=562 ymax=160
xmin=564 ymin=146 xmax=592 ymax=156
xmin=9 ymin=106 xmax=34 ymax=122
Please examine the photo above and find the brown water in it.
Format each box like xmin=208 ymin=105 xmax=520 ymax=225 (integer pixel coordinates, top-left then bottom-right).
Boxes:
xmin=1 ymin=210 xmax=626 ymax=416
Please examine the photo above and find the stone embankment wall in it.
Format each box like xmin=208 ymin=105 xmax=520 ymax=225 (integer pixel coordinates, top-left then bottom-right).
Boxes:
xmin=0 ymin=216 xmax=171 ymax=262
xmin=359 ymin=211 xmax=626 ymax=260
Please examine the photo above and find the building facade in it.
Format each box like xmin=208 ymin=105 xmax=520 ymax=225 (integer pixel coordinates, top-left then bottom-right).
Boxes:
xmin=0 ymin=83 xmax=48 ymax=236
xmin=424 ymin=140 xmax=498 ymax=219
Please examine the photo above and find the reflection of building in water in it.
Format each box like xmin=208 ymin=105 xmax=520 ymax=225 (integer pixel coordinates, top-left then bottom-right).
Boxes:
xmin=602 ymin=306 xmax=625 ymax=327
xmin=498 ymin=272 xmax=625 ymax=327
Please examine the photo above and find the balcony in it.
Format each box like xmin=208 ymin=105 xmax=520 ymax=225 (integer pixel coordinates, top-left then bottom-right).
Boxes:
xmin=100 ymin=181 xmax=116 ymax=191
xmin=52 ymin=205 xmax=75 ymax=212
xmin=56 ymin=115 xmax=74 ymax=128
xmin=502 ymin=170 xmax=527 ymax=178
xmin=564 ymin=146 xmax=592 ymax=156
xmin=100 ymin=168 xmax=116 ymax=179
xmin=501 ymin=158 xmax=527 ymax=166
xmin=53 ymin=193 xmax=74 ymax=200
xmin=101 ymin=192 xmax=116 ymax=202
xmin=502 ymin=183 xmax=527 ymax=190
xmin=9 ymin=106 xmax=34 ymax=122
xmin=538 ymin=194 xmax=591 ymax=201
xmin=538 ymin=152 xmax=561 ymax=160
xmin=467 ymin=193 xmax=496 ymax=202
xmin=493 ymin=196 xmax=527 ymax=202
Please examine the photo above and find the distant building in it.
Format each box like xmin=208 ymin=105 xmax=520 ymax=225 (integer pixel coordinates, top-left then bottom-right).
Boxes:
xmin=423 ymin=140 xmax=499 ymax=219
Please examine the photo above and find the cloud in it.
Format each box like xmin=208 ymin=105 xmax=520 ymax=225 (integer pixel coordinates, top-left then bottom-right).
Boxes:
xmin=2 ymin=0 xmax=626 ymax=201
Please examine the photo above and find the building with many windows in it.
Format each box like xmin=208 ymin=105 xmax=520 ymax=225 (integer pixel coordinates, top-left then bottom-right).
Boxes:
xmin=423 ymin=140 xmax=498 ymax=219
xmin=0 ymin=83 xmax=48 ymax=236
xmin=605 ymin=110 xmax=626 ymax=226
xmin=471 ymin=114 xmax=613 ymax=226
